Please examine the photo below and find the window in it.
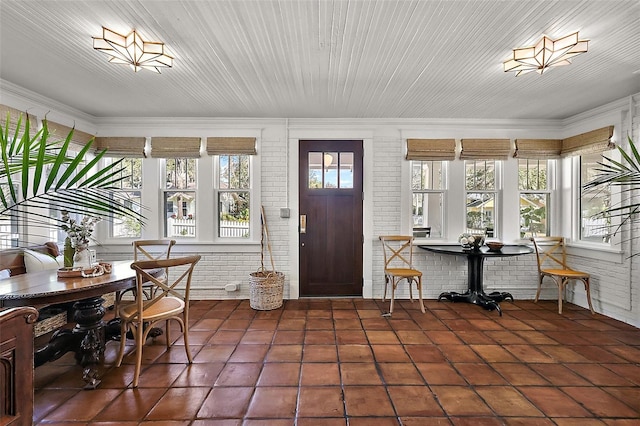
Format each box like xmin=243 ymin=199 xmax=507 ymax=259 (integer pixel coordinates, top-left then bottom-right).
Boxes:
xmin=47 ymin=145 xmax=83 ymax=244
xmin=580 ymin=152 xmax=610 ymax=243
xmin=0 ymin=184 xmax=18 ymax=248
xmin=308 ymin=152 xmax=354 ymax=189
xmin=465 ymin=160 xmax=498 ymax=237
xmin=411 ymin=160 xmax=445 ymax=238
xmin=164 ymin=158 xmax=197 ymax=238
xmin=107 ymin=157 xmax=142 ymax=238
xmin=217 ymin=155 xmax=251 ymax=238
xmin=518 ymin=159 xmax=550 ymax=238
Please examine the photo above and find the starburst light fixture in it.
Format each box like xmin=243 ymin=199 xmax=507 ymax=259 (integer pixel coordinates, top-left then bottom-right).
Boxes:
xmin=503 ymin=32 xmax=588 ymax=76
xmin=93 ymin=27 xmax=173 ymax=73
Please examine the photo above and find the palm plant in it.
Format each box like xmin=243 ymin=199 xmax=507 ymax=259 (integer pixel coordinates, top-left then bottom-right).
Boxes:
xmin=1 ymin=113 xmax=145 ymax=245
xmin=583 ymin=136 xmax=640 ymax=255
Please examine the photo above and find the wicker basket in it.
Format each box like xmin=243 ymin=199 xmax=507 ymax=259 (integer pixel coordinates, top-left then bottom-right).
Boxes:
xmin=249 ymin=206 xmax=284 ymax=310
xmin=249 ymin=270 xmax=284 ymax=310
xmin=34 ymin=309 xmax=67 ymax=337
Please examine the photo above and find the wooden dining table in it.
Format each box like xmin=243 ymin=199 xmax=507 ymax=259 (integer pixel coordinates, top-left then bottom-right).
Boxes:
xmin=0 ymin=260 xmax=143 ymax=389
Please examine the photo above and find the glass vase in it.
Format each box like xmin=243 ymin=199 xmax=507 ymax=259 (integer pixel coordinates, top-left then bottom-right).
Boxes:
xmin=73 ymin=244 xmax=92 ymax=269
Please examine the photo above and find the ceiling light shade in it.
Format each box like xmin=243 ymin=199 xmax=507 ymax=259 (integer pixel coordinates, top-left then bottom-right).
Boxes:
xmin=93 ymin=27 xmax=173 ymax=73
xmin=503 ymin=32 xmax=588 ymax=76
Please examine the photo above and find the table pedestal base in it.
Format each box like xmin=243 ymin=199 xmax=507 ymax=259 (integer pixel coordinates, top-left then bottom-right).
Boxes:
xmin=34 ymin=297 xmax=163 ymax=390
xmin=34 ymin=296 xmax=106 ymax=389
xmin=438 ymin=290 xmax=513 ymax=316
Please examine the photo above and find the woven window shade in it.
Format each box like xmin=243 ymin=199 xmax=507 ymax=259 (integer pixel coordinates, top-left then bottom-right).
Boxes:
xmin=0 ymin=104 xmax=36 ymax=137
xmin=513 ymin=139 xmax=562 ymax=159
xmin=460 ymin=139 xmax=511 ymax=160
xmin=150 ymin=137 xmax=202 ymax=158
xmin=405 ymin=139 xmax=456 ymax=161
xmin=94 ymin=137 xmax=146 ymax=157
xmin=46 ymin=120 xmax=94 ymax=150
xmin=561 ymin=126 xmax=615 ymax=157
xmin=206 ymin=137 xmax=257 ymax=155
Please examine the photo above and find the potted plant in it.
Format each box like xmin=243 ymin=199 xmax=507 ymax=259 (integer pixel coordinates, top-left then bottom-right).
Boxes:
xmin=583 ymin=135 xmax=639 ymax=256
xmin=1 ymin=113 xmax=145 ymax=246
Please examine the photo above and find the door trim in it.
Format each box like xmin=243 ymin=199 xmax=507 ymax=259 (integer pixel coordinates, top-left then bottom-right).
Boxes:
xmin=287 ymin=129 xmax=374 ymax=300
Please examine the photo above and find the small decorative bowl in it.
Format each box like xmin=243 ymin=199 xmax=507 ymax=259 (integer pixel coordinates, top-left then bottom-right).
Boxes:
xmin=486 ymin=241 xmax=504 ymax=252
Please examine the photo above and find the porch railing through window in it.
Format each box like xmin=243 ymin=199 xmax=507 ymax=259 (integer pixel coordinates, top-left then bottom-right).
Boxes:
xmin=219 ymin=219 xmax=249 ymax=238
xmin=163 ymin=218 xmax=249 ymax=238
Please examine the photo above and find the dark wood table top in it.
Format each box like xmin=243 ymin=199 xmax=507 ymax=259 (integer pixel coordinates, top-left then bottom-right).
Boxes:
xmin=419 ymin=244 xmax=533 ymax=257
xmin=0 ymin=260 xmax=135 ymax=308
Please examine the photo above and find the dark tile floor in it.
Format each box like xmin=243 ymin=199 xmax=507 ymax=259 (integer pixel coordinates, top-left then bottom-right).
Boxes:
xmin=33 ymin=298 xmax=640 ymax=425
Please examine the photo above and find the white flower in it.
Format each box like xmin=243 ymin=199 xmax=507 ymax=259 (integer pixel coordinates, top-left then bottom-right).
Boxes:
xmin=458 ymin=232 xmax=472 ymax=244
xmin=468 ymin=236 xmax=475 ymax=243
xmin=60 ymin=210 xmax=101 ymax=247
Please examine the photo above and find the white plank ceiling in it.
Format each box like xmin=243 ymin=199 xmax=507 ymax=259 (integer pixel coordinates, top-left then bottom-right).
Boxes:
xmin=1 ymin=0 xmax=639 ymax=120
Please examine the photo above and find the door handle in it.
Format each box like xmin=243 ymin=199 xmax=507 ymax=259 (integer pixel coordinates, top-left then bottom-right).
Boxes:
xmin=300 ymin=214 xmax=307 ymax=233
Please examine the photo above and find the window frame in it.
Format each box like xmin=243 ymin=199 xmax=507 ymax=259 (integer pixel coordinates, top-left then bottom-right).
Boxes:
xmin=162 ymin=157 xmax=198 ymax=240
xmin=0 ymin=182 xmax=20 ymax=249
xmin=215 ymin=154 xmax=253 ymax=241
xmin=104 ymin=157 xmax=143 ymax=240
xmin=410 ymin=160 xmax=447 ymax=241
xmin=213 ymin=153 xmax=260 ymax=243
xmin=96 ymin=147 xmax=261 ymax=245
xmin=574 ymin=152 xmax=619 ymax=247
xmin=518 ymin=158 xmax=553 ymax=239
xmin=464 ymin=159 xmax=501 ymax=238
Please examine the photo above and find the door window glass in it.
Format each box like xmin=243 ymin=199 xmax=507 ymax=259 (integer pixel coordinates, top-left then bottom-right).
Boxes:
xmin=308 ymin=151 xmax=354 ymax=189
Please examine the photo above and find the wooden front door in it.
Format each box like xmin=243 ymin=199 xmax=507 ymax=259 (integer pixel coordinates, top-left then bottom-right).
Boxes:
xmin=299 ymin=140 xmax=363 ymax=296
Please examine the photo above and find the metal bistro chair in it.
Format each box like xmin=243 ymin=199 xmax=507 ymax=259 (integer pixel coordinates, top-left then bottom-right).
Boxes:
xmin=114 ymin=239 xmax=176 ymax=314
xmin=379 ymin=235 xmax=425 ymax=315
xmin=115 ymin=255 xmax=201 ymax=387
xmin=531 ymin=236 xmax=595 ymax=314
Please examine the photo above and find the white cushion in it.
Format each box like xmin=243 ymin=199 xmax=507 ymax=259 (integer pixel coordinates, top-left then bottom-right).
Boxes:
xmin=23 ymin=249 xmax=63 ymax=273
xmin=0 ymin=269 xmax=10 ymax=280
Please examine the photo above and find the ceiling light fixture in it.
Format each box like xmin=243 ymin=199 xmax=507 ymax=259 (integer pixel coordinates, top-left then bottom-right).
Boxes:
xmin=93 ymin=26 xmax=173 ymax=73
xmin=503 ymin=32 xmax=588 ymax=76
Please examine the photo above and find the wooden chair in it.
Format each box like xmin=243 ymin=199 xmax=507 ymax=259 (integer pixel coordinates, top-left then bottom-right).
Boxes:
xmin=115 ymin=255 xmax=201 ymax=387
xmin=530 ymin=237 xmax=595 ymax=314
xmin=379 ymin=235 xmax=425 ymax=315
xmin=114 ymin=239 xmax=176 ymax=313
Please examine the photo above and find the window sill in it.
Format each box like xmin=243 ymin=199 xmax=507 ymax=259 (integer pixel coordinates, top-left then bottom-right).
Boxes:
xmin=99 ymin=241 xmax=261 ymax=253
xmin=565 ymin=241 xmax=625 ymax=264
xmin=412 ymin=238 xmax=450 ymax=245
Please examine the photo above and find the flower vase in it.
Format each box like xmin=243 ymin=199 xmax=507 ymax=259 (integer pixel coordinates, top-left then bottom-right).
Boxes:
xmin=74 ymin=244 xmax=92 ymax=269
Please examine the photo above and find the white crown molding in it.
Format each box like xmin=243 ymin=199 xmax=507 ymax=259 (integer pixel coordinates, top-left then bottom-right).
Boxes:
xmin=0 ymin=79 xmax=97 ymax=130
xmin=561 ymin=95 xmax=633 ymax=127
xmin=3 ymin=77 xmax=635 ymax=138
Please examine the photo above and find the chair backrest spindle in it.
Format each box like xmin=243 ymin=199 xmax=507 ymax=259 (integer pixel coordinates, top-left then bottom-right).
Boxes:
xmin=379 ymin=235 xmax=415 ymax=270
xmin=531 ymin=236 xmax=570 ymax=271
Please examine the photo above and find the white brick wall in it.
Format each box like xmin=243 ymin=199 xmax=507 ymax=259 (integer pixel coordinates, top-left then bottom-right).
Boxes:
xmin=70 ymin=94 xmax=640 ymax=328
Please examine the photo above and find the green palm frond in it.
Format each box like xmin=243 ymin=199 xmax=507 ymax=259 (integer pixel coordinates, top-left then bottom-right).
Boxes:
xmin=583 ymin=135 xmax=640 ymax=254
xmin=1 ymin=113 xmax=146 ymax=245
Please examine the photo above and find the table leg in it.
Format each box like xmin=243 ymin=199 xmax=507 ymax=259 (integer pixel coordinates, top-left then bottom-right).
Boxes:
xmin=438 ymin=290 xmax=503 ymax=315
xmin=34 ymin=296 xmax=106 ymax=389
xmin=437 ymin=254 xmax=510 ymax=316
xmin=72 ymin=297 xmax=106 ymax=390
